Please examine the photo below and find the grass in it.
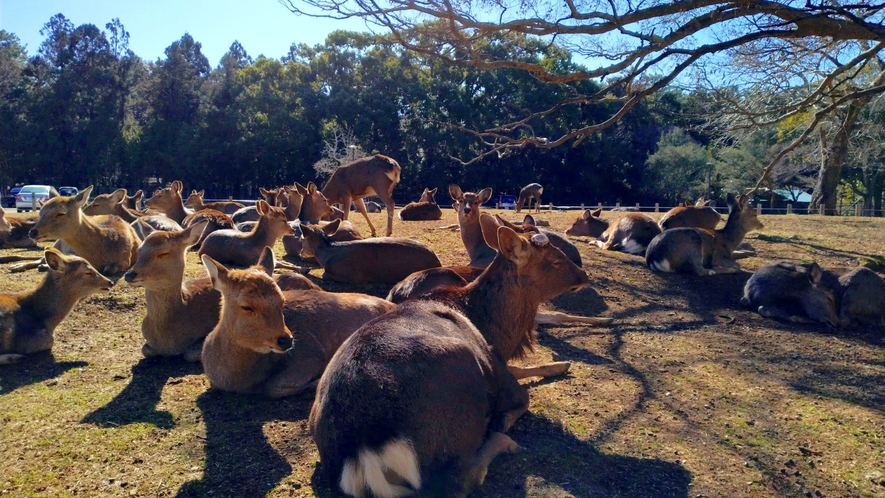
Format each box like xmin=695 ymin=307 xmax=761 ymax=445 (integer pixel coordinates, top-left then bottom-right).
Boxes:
xmin=0 ymin=207 xmax=884 ymax=497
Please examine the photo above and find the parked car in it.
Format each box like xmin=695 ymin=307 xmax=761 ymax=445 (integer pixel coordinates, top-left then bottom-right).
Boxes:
xmin=16 ymin=185 xmax=60 ymax=212
xmin=3 ymin=186 xmax=23 ymax=208
xmin=58 ymin=186 xmax=79 ymax=197
xmin=498 ymin=194 xmax=517 ymax=210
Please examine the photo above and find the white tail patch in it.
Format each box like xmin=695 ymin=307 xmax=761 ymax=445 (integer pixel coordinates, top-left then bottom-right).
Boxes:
xmin=621 ymin=237 xmax=644 ymax=255
xmin=386 ymin=167 xmax=401 ymax=184
xmin=340 ymin=438 xmax=421 ymax=498
xmin=650 ymin=259 xmax=672 ymax=273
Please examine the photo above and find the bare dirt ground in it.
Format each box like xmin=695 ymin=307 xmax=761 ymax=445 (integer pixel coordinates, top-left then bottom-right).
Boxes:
xmin=1 ymin=207 xmax=884 ymax=498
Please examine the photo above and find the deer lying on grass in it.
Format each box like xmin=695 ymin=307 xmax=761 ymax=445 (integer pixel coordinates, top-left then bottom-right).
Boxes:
xmin=399 ymin=187 xmax=442 ymax=221
xmin=565 ymin=209 xmax=661 ymax=255
xmin=449 ymin=184 xmax=497 ymax=267
xmin=0 ymin=248 xmax=112 ymax=364
xmin=742 ymin=261 xmax=885 ymax=329
xmin=231 ymin=187 xmax=281 ymax=224
xmin=83 ymin=188 xmax=181 ymax=235
xmin=322 ymin=154 xmax=401 ymax=237
xmin=300 ymin=219 xmax=440 ymax=284
xmin=198 ymin=200 xmax=294 ymax=267
xmin=292 ymin=221 xmax=363 ymax=263
xmin=0 ymin=210 xmax=37 ymax=249
xmin=646 ymin=193 xmax=763 ymax=275
xmin=26 ymin=186 xmax=140 ymax=276
xmin=515 ymin=182 xmax=543 ymax=213
xmin=659 ymin=198 xmax=722 ymax=231
xmin=494 ymin=214 xmax=582 ymax=266
xmin=200 ymin=248 xmax=396 ymax=397
xmin=184 ymin=189 xmax=245 ymax=215
xmin=310 ymin=216 xmax=589 ymax=497
xmin=145 ymin=181 xmax=193 ymax=224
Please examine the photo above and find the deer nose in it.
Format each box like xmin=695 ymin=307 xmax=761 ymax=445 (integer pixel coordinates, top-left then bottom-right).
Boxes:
xmin=276 ymin=335 xmax=293 ymax=351
xmin=463 ymin=207 xmax=471 ymax=214
xmin=123 ymin=271 xmax=137 ymax=282
xmin=28 ymin=229 xmax=38 ymax=239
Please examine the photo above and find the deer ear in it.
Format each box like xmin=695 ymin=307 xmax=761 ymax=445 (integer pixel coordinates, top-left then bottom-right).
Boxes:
xmin=256 ymin=200 xmax=269 ymax=215
xmin=201 ymin=254 xmax=228 ymax=289
xmin=807 ymin=262 xmax=823 ymax=285
xmin=429 ymin=188 xmax=437 ymax=196
xmin=479 ymin=213 xmax=503 ymax=250
xmin=44 ymin=247 xmax=68 ymax=271
xmin=448 ymin=184 xmax=463 ymax=201
xmin=172 ymin=181 xmax=183 ymax=193
xmin=307 ymin=182 xmax=317 ymax=195
xmin=494 ymin=214 xmax=519 ymax=232
xmin=132 ymin=190 xmax=143 ymax=202
xmin=589 ymin=208 xmax=601 ymax=218
xmin=477 ymin=188 xmax=493 ymax=204
xmin=109 ymin=189 xmax=126 ymax=204
xmin=726 ymin=192 xmax=738 ymax=208
xmin=322 ymin=219 xmax=341 ymax=235
xmin=181 ymin=220 xmax=208 ymax=247
xmin=256 ymin=246 xmax=275 ymax=276
xmin=198 ymin=190 xmax=205 ymax=197
xmin=496 ymin=226 xmax=531 ymax=267
xmin=738 ymin=195 xmax=749 ymax=209
xmin=74 ymin=186 xmax=94 ymax=208
xmin=522 ymin=215 xmax=536 ymax=227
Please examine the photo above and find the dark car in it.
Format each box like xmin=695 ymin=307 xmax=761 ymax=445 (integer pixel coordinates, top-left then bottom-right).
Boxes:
xmin=58 ymin=186 xmax=79 ymax=197
xmin=3 ymin=186 xmax=22 ymax=208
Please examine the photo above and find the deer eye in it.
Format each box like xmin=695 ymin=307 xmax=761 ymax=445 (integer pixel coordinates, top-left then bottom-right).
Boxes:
xmin=156 ymin=252 xmax=169 ymax=259
xmin=241 ymin=305 xmax=254 ymax=313
xmin=55 ymin=212 xmax=65 ymax=218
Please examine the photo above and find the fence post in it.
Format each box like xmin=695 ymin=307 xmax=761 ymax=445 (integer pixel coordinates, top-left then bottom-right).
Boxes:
xmin=756 ymin=203 xmax=762 ymax=215
xmin=31 ymin=192 xmax=36 ymax=211
xmin=819 ymin=205 xmax=825 ymax=215
xmin=580 ymin=203 xmax=584 ymax=211
xmin=229 ymin=195 xmax=233 ymax=201
xmin=786 ymin=203 xmax=792 ymax=215
xmin=635 ymin=202 xmax=640 ymax=211
xmin=855 ymin=204 xmax=862 ymax=217
xmin=549 ymin=201 xmax=553 ymax=212
xmin=654 ymin=202 xmax=659 ymax=213
xmin=597 ymin=202 xmax=602 ymax=211
xmin=615 ymin=202 xmax=621 ymax=209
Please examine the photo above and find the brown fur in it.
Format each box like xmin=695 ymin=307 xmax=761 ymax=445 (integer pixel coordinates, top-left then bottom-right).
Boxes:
xmin=181 ymin=209 xmax=234 ymax=250
xmin=399 ymin=187 xmax=442 ymax=221
xmin=0 ymin=248 xmax=112 ymax=364
xmin=594 ymin=212 xmax=661 ymax=255
xmin=184 ymin=189 xmax=245 ymax=215
xmin=145 ymin=181 xmax=191 ymax=224
xmin=294 ymin=182 xmax=334 ymax=222
xmin=659 ymin=202 xmax=722 ymax=231
xmin=449 ymin=184 xmax=497 ymax=267
xmin=285 ymin=220 xmax=363 ymax=262
xmin=321 ymin=154 xmax=401 ymax=237
xmin=494 ymin=214 xmax=582 ymax=266
xmin=515 ymin=182 xmax=543 ymax=213
xmin=0 ymin=212 xmax=37 ymax=249
xmin=565 ymin=208 xmax=609 ymax=238
xmin=198 ymin=200 xmax=294 ymax=267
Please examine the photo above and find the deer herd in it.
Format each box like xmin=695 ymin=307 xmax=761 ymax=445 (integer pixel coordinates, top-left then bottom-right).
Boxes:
xmin=1 ymin=160 xmax=883 ymax=497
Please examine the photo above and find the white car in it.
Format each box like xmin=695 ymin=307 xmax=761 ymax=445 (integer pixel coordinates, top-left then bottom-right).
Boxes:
xmin=16 ymin=185 xmax=59 ymax=212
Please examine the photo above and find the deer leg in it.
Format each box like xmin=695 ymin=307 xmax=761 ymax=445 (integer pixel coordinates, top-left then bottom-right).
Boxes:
xmin=758 ymin=304 xmax=815 ymax=324
xmin=0 ymin=255 xmax=42 ymax=264
xmin=0 ymin=354 xmax=27 ymax=365
xmin=339 ymin=194 xmax=352 ymax=221
xmin=535 ymin=195 xmax=541 ymax=213
xmin=352 ymin=197 xmax=378 ymax=237
xmin=8 ymin=259 xmax=44 ymax=273
xmin=377 ymin=189 xmax=396 ymax=237
xmin=508 ymin=362 xmax=571 ymax=380
xmin=459 ymin=432 xmax=520 ymax=497
xmin=534 ymin=310 xmax=613 ymax=326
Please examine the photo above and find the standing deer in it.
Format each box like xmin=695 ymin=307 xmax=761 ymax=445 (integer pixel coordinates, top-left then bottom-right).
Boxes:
xmin=184 ymin=190 xmax=245 ymax=215
xmin=646 ymin=193 xmax=763 ymax=275
xmin=28 ymin=186 xmax=140 ymax=276
xmin=399 ymin=187 xmax=443 ymax=221
xmin=0 ymin=248 xmax=112 ymax=364
xmin=200 ymin=248 xmax=396 ymax=397
xmin=198 ymin=200 xmax=294 ymax=268
xmin=322 ymin=154 xmax=401 ymax=237
xmin=310 ymin=214 xmax=589 ymax=497
xmin=659 ymin=198 xmax=722 ymax=231
xmin=449 ymin=184 xmax=497 ymax=267
xmin=515 ymin=183 xmax=544 ymax=213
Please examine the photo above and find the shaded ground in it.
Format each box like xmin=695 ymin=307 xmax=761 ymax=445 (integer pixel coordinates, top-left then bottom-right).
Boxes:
xmin=1 ymin=208 xmax=884 ymax=497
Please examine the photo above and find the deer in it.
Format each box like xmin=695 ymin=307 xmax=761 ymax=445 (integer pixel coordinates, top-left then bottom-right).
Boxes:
xmin=493 ymin=214 xmax=582 ymax=266
xmin=658 ymin=198 xmax=722 ymax=231
xmin=565 ymin=209 xmax=661 ymax=255
xmin=83 ymin=188 xmax=181 ymax=235
xmin=742 ymin=261 xmax=885 ymax=329
xmin=515 ymin=182 xmax=543 ymax=213
xmin=144 ymin=181 xmax=192 ymax=224
xmin=27 ymin=186 xmax=140 ymax=276
xmin=321 ymin=154 xmax=401 ymax=237
xmin=646 ymin=193 xmax=763 ymax=275
xmin=310 ymin=213 xmax=590 ymax=498
xmin=184 ymin=189 xmax=245 ymax=215
xmin=449 ymin=184 xmax=497 ymax=267
xmin=0 ymin=248 xmax=113 ymax=364
xmin=399 ymin=187 xmax=442 ymax=221
xmin=292 ymin=221 xmax=363 ymax=264
xmin=230 ymin=187 xmax=281 ymax=224
xmin=300 ymin=219 xmax=441 ymax=284
xmin=0 ymin=210 xmax=37 ymax=249
xmin=198 ymin=200 xmax=294 ymax=268
xmin=200 ymin=248 xmax=396 ymax=397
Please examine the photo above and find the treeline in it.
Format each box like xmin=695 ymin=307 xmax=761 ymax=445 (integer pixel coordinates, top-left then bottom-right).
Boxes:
xmin=1 ymin=15 xmax=880 ymax=211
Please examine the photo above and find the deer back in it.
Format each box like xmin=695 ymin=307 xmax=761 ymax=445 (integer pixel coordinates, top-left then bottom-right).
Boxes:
xmin=321 ymin=155 xmax=401 ymax=203
xmin=741 ymin=261 xmax=840 ymax=326
xmin=659 ymin=205 xmax=722 ymax=231
xmin=598 ymin=213 xmax=661 ymax=255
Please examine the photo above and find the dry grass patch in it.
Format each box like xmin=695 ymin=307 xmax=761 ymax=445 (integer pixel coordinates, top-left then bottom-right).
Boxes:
xmin=1 ymin=207 xmax=883 ymax=497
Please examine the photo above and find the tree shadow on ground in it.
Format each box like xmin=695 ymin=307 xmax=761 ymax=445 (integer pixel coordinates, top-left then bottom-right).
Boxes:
xmin=0 ymin=352 xmax=86 ymax=396
xmin=176 ymin=390 xmax=313 ymax=498
xmin=81 ymin=357 xmax=201 ymax=429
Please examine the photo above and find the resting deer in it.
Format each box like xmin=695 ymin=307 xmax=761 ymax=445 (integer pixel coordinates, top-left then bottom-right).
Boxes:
xmin=449 ymin=184 xmax=497 ymax=267
xmin=565 ymin=209 xmax=661 ymax=255
xmin=494 ymin=214 xmax=582 ymax=266
xmin=300 ymin=219 xmax=440 ymax=284
xmin=399 ymin=187 xmax=442 ymax=221
xmin=231 ymin=187 xmax=281 ymax=224
xmin=198 ymin=200 xmax=294 ymax=268
xmin=515 ymin=182 xmax=543 ymax=213
xmin=0 ymin=210 xmax=37 ymax=249
xmin=200 ymin=248 xmax=396 ymax=397
xmin=184 ymin=189 xmax=245 ymax=215
xmin=145 ymin=181 xmax=192 ymax=224
xmin=0 ymin=248 xmax=112 ymax=364
xmin=311 ymin=214 xmax=589 ymax=497
xmin=646 ymin=193 xmax=763 ymax=275
xmin=322 ymin=154 xmax=401 ymax=237
xmin=83 ymin=188 xmax=180 ymax=235
xmin=27 ymin=186 xmax=140 ymax=276
xmin=659 ymin=198 xmax=721 ymax=231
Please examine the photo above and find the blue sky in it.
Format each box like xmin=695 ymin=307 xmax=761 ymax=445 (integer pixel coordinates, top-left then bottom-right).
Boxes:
xmin=0 ymin=0 xmax=370 ymax=65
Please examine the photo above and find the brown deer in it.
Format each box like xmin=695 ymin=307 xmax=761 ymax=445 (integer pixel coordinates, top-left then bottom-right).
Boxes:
xmin=184 ymin=189 xmax=245 ymax=215
xmin=565 ymin=209 xmax=661 ymax=255
xmin=0 ymin=208 xmax=9 ymax=232
xmin=0 ymin=210 xmax=37 ymax=249
xmin=291 ymin=220 xmax=363 ymax=263
xmin=310 ymin=214 xmax=589 ymax=497
xmin=230 ymin=187 xmax=281 ymax=224
xmin=399 ymin=187 xmax=442 ymax=221
xmin=83 ymin=188 xmax=181 ymax=235
xmin=321 ymin=154 xmax=401 ymax=237
xmin=0 ymin=248 xmax=112 ymax=364
xmin=659 ymin=198 xmax=722 ymax=231
xmin=449 ymin=184 xmax=497 ymax=267
xmin=300 ymin=219 xmax=441 ymax=284
xmin=646 ymin=193 xmax=763 ymax=275
xmin=145 ymin=181 xmax=191 ymax=224
xmin=200 ymin=248 xmax=396 ymax=397
xmin=28 ymin=186 xmax=140 ymax=276
xmin=515 ymin=182 xmax=543 ymax=213
xmin=198 ymin=200 xmax=294 ymax=267
xmin=294 ymin=182 xmax=335 ymax=222
xmin=494 ymin=214 xmax=582 ymax=266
